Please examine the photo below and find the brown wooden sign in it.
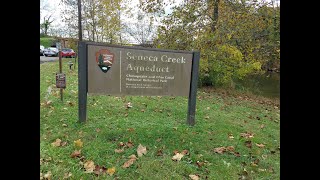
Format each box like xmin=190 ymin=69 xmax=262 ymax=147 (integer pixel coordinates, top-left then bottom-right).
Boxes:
xmin=87 ymin=45 xmax=193 ymax=96
xmin=78 ymin=42 xmax=200 ymax=125
xmin=56 ymin=73 xmax=66 ymax=89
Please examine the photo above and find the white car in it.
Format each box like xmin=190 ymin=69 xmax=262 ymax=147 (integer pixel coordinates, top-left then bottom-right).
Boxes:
xmin=43 ymin=47 xmax=59 ymax=57
xmin=40 ymin=45 xmax=45 ymax=56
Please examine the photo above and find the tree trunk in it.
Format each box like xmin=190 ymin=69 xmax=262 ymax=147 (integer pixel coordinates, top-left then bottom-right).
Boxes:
xmin=44 ymin=26 xmax=48 ymax=35
xmin=211 ymin=0 xmax=220 ymax=33
xmin=92 ymin=28 xmax=95 ymax=41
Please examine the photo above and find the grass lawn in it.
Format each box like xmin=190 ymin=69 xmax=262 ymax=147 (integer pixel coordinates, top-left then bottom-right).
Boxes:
xmin=40 ymin=61 xmax=280 ymax=179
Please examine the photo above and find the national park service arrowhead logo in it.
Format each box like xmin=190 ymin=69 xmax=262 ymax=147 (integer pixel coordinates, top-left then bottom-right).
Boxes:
xmin=95 ymin=49 xmax=115 ymax=73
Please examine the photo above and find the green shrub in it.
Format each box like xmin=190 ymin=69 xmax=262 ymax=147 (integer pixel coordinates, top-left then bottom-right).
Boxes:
xmin=40 ymin=37 xmax=56 ymax=48
xmin=198 ymin=44 xmax=261 ymax=88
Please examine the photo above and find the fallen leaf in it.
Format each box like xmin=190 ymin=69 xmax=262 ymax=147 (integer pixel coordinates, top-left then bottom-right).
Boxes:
xmin=206 ymin=107 xmax=210 ymax=110
xmin=260 ymin=124 xmax=265 ymax=129
xmin=141 ymin=109 xmax=145 ymax=112
xmin=45 ymin=157 xmax=52 ymax=162
xmin=107 ymin=167 xmax=116 ymax=176
xmin=61 ymin=141 xmax=68 ymax=146
xmin=63 ymin=172 xmax=72 ymax=179
xmin=51 ymin=139 xmax=62 ymax=147
xmin=204 ymin=116 xmax=210 ymax=119
xmin=181 ymin=150 xmax=189 ymax=155
xmin=232 ymin=151 xmax=241 ymax=157
xmin=79 ymin=156 xmax=86 ymax=162
xmin=251 ymin=162 xmax=258 ymax=167
xmin=70 ymin=150 xmax=81 ymax=158
xmin=96 ymin=128 xmax=101 ymax=132
xmin=228 ymin=134 xmax=234 ymax=139
xmin=172 ymin=153 xmax=184 ymax=161
xmin=127 ymin=128 xmax=135 ymax=132
xmin=196 ymin=161 xmax=205 ymax=168
xmin=114 ymin=149 xmax=124 ymax=153
xmin=245 ymin=141 xmax=252 ymax=148
xmin=122 ymin=154 xmax=137 ymax=168
xmin=129 ymin=154 xmax=137 ymax=159
xmin=94 ymin=165 xmax=107 ymax=175
xmin=240 ymin=132 xmax=254 ymax=138
xmin=173 ymin=127 xmax=178 ymax=130
xmin=156 ymin=138 xmax=162 ymax=142
xmin=74 ymin=139 xmax=83 ymax=149
xmin=239 ymin=169 xmax=249 ymax=180
xmin=226 ymin=146 xmax=235 ymax=152
xmin=44 ymin=171 xmax=52 ymax=180
xmin=157 ymin=149 xmax=163 ymax=156
xmin=214 ymin=147 xmax=226 ymax=154
xmin=126 ymin=102 xmax=132 ymax=108
xmin=83 ymin=160 xmax=95 ymax=173
xmin=256 ymin=143 xmax=265 ymax=148
xmin=118 ymin=142 xmax=125 ymax=147
xmin=258 ymin=168 xmax=266 ymax=172
xmin=173 ymin=150 xmax=179 ymax=155
xmin=137 ymin=144 xmax=147 ymax=157
xmin=46 ymin=100 xmax=52 ymax=106
xmin=189 ymin=174 xmax=200 ymax=180
xmin=126 ymin=141 xmax=134 ymax=148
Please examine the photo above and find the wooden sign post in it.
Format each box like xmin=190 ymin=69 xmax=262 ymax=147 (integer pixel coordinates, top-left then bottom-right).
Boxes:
xmin=56 ymin=42 xmax=64 ymax=102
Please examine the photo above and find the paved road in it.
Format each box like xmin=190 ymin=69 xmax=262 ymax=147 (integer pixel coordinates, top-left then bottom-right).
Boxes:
xmin=40 ymin=55 xmax=59 ymax=63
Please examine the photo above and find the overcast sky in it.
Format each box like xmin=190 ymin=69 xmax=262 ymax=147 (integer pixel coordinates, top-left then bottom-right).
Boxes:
xmin=40 ymin=0 xmax=179 ymax=27
xmin=40 ymin=0 xmax=61 ymax=26
xmin=40 ymin=0 xmax=279 ymax=41
xmin=40 ymin=0 xmax=280 ymax=25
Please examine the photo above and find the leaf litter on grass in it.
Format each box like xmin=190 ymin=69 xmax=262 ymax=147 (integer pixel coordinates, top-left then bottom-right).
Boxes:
xmin=122 ymin=155 xmax=138 ymax=168
xmin=137 ymin=144 xmax=147 ymax=157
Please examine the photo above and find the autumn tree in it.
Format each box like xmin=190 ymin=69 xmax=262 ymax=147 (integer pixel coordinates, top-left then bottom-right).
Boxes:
xmin=145 ymin=0 xmax=280 ymax=87
xmin=41 ymin=15 xmax=55 ymax=36
xmin=61 ymin=0 xmax=130 ymax=44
